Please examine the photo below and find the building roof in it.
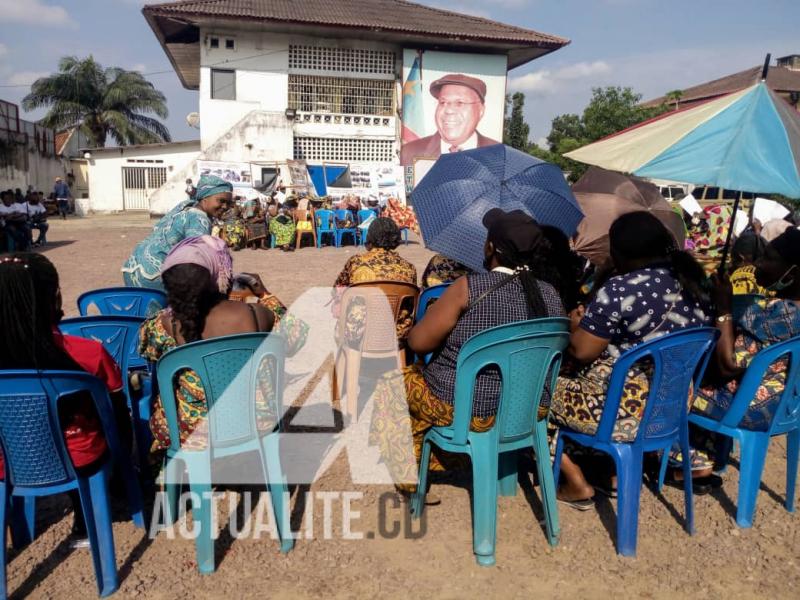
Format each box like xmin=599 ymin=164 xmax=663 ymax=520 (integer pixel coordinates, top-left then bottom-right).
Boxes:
xmin=55 ymin=129 xmax=74 ymax=156
xmin=143 ymin=0 xmax=569 ymax=89
xmin=79 ymin=139 xmax=201 ymax=154
xmin=644 ymin=65 xmax=800 ymax=108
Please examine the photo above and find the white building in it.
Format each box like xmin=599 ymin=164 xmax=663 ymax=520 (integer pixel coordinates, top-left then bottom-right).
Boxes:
xmin=141 ymin=0 xmax=569 ymax=214
xmin=80 ymin=140 xmax=201 ymax=212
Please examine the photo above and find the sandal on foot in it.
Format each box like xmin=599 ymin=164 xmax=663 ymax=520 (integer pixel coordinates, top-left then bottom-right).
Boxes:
xmin=557 ymin=496 xmax=595 ymax=511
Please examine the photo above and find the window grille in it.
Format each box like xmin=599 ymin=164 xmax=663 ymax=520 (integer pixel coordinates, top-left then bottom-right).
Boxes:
xmin=289 ymin=45 xmax=395 ymax=76
xmin=293 ymin=137 xmax=395 ymax=162
xmin=288 ymin=75 xmax=394 ymax=116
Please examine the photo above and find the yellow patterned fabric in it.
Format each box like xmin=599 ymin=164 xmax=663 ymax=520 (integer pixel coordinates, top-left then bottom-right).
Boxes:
xmin=139 ymin=311 xmax=276 ymax=452
xmin=730 ymin=265 xmax=768 ymax=296
xmin=333 ymin=248 xmax=417 ymax=345
xmin=369 ymin=365 xmax=494 ymax=492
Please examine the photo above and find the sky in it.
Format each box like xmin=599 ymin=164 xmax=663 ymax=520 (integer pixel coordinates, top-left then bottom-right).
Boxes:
xmin=1 ymin=0 xmax=798 ymax=146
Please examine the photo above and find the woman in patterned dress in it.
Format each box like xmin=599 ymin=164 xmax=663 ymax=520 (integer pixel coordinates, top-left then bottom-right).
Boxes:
xmin=369 ymin=209 xmax=564 ymax=496
xmin=122 ymin=175 xmax=232 ymax=290
xmin=688 ymin=228 xmax=800 ymax=469
xmin=332 ymin=217 xmax=418 ymax=347
xmin=550 ymin=212 xmax=710 ymax=509
xmin=138 ymin=236 xmax=299 ymax=456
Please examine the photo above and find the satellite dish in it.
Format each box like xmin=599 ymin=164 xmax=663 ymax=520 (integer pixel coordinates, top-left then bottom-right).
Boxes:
xmin=186 ymin=112 xmax=200 ymax=129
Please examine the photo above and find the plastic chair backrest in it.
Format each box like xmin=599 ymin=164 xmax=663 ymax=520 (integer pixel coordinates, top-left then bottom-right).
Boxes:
xmin=595 ymin=327 xmax=718 ymax=445
xmin=155 ymin=333 xmax=285 ymax=451
xmin=335 ymin=209 xmax=355 ymax=226
xmin=357 ymin=209 xmax=374 ymax=224
xmin=723 ymin=335 xmax=800 ymax=434
xmin=450 ymin=320 xmax=570 ymax=445
xmin=78 ymin=287 xmax=166 ymax=317
xmin=343 ymin=281 xmax=420 ymax=353
xmin=315 ymin=209 xmax=335 ymax=231
xmin=0 ymin=371 xmax=112 ymax=488
xmin=59 ymin=315 xmax=145 ymax=374
xmin=416 ymin=283 xmax=451 ymax=323
xmin=732 ymin=294 xmax=765 ymax=322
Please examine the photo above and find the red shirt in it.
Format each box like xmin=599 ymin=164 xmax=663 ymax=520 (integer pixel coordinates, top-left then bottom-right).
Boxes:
xmin=0 ymin=332 xmax=123 ymax=478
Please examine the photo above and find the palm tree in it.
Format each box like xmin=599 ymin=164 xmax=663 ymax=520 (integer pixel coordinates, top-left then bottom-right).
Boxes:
xmin=22 ymin=56 xmax=171 ymax=148
xmin=665 ymin=89 xmax=684 ymax=111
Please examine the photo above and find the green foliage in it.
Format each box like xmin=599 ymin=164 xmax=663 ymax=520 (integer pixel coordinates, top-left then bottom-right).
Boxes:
xmin=22 ymin=56 xmax=171 ymax=148
xmin=533 ymin=86 xmax=669 ymax=182
xmin=504 ymin=92 xmax=530 ymax=151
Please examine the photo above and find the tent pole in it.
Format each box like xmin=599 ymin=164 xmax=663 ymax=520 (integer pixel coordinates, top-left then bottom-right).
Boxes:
xmin=717 ymin=196 xmax=740 ymax=276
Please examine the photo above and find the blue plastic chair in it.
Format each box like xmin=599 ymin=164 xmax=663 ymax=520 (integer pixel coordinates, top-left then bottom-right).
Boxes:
xmin=357 ymin=209 xmax=376 ymax=246
xmin=689 ymin=335 xmax=800 ymax=527
xmin=334 ymin=209 xmax=358 ymax=247
xmin=400 ymin=227 xmax=409 ymax=246
xmin=315 ymin=209 xmax=337 ymax=248
xmin=156 ymin=333 xmax=293 ymax=573
xmin=59 ymin=316 xmax=152 ymax=469
xmin=0 ymin=370 xmax=146 ymax=597
xmin=553 ymin=327 xmax=718 ymax=556
xmin=411 ymin=319 xmax=570 ymax=566
xmin=415 ymin=284 xmax=451 ymax=323
xmin=78 ymin=287 xmax=167 ymax=318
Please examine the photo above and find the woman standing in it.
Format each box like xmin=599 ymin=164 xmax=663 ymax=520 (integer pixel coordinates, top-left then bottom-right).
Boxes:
xmin=121 ymin=175 xmax=232 ymax=290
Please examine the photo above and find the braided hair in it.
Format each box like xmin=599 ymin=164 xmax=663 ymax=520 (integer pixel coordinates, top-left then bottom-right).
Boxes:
xmin=161 ymin=263 xmax=226 ymax=343
xmin=491 ymin=234 xmax=551 ymax=319
xmin=0 ymin=253 xmax=82 ymax=371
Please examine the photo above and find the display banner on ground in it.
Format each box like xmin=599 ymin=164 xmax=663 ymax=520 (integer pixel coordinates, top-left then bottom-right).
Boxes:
xmin=197 ymin=160 xmax=253 ymax=188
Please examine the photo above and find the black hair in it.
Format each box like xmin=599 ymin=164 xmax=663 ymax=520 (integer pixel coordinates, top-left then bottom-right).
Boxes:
xmin=490 ymin=230 xmax=552 ymax=318
xmin=365 ymin=217 xmax=402 ymax=250
xmin=609 ymin=211 xmax=708 ymax=303
xmin=161 ymin=263 xmax=226 ymax=343
xmin=0 ymin=253 xmax=82 ymax=371
xmin=732 ymin=231 xmax=767 ymax=267
xmin=539 ymin=225 xmax=583 ymax=311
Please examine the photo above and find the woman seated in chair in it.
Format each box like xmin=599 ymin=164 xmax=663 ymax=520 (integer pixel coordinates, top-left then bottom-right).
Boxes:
xmin=139 ymin=236 xmax=306 ymax=455
xmin=550 ymin=212 xmax=710 ymax=509
xmin=729 ymin=230 xmax=768 ymax=296
xmin=0 ymin=253 xmax=131 ymax=547
xmin=370 ymin=209 xmax=564 ymax=497
xmin=688 ymin=228 xmax=800 ymax=470
xmin=333 ymin=218 xmax=417 ymax=347
xmin=269 ymin=207 xmax=296 ymax=252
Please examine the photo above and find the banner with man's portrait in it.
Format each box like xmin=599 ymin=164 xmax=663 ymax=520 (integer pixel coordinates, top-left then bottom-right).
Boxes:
xmin=400 ymin=49 xmax=507 ymax=168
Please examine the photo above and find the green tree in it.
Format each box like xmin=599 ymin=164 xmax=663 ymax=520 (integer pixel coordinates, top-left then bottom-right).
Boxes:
xmin=22 ymin=56 xmax=171 ymax=147
xmin=504 ymin=92 xmax=530 ymax=151
xmin=665 ymin=89 xmax=684 ymax=111
xmin=534 ymin=86 xmax=668 ymax=181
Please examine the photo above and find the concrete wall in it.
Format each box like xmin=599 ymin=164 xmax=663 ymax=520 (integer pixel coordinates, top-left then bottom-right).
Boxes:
xmin=0 ymin=155 xmax=66 ymax=194
xmin=85 ymin=142 xmax=200 ymax=212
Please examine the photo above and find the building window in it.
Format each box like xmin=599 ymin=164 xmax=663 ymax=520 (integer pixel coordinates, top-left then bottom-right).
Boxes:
xmin=211 ymin=69 xmax=236 ymax=100
xmin=289 ymin=45 xmax=396 ymax=76
xmin=225 ymin=38 xmax=235 ymax=50
xmin=209 ymin=37 xmax=219 ymax=49
xmin=293 ymin=137 xmax=395 ymax=162
xmin=288 ymin=75 xmax=394 ymax=116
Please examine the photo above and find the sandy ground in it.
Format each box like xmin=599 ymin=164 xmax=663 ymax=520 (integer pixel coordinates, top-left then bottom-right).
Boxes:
xmin=5 ymin=214 xmax=800 ymax=599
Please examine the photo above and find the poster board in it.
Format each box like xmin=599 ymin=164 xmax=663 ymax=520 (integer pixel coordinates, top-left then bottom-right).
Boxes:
xmin=197 ymin=160 xmax=252 ymax=187
xmin=400 ymin=49 xmax=506 ymax=168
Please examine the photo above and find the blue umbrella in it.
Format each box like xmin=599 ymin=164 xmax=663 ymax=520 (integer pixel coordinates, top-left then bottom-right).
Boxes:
xmin=412 ymin=144 xmax=583 ymax=272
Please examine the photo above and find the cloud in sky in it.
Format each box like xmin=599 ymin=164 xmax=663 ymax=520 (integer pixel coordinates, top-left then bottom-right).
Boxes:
xmin=0 ymin=0 xmax=77 ymax=28
xmin=509 ymin=61 xmax=612 ymax=96
xmin=6 ymin=71 xmax=50 ymax=86
xmin=0 ymin=44 xmax=8 ymax=59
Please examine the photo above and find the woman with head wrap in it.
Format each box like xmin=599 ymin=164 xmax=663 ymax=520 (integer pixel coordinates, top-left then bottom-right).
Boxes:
xmin=369 ymin=209 xmax=564 ymax=499
xmin=730 ymin=231 xmax=768 ymax=296
xmin=121 ymin=174 xmax=233 ymax=289
xmin=686 ymin=228 xmax=800 ymax=473
xmin=138 ymin=235 xmax=278 ymax=455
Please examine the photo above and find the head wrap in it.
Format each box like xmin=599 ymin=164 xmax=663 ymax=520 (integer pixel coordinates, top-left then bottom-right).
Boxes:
xmin=770 ymin=228 xmax=800 ymax=268
xmin=161 ymin=235 xmax=233 ymax=292
xmin=482 ymin=208 xmax=544 ymax=257
xmin=193 ymin=174 xmax=233 ymax=203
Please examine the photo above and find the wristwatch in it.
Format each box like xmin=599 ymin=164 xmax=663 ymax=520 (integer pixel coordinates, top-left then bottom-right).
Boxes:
xmin=716 ymin=314 xmax=733 ymax=323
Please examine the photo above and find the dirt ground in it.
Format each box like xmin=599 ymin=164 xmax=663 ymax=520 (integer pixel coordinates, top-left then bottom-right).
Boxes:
xmin=6 ymin=214 xmax=800 ymax=599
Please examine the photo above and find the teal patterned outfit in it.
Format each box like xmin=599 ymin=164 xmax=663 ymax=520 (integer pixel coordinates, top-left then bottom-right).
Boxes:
xmin=121 ymin=200 xmax=212 ymax=290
